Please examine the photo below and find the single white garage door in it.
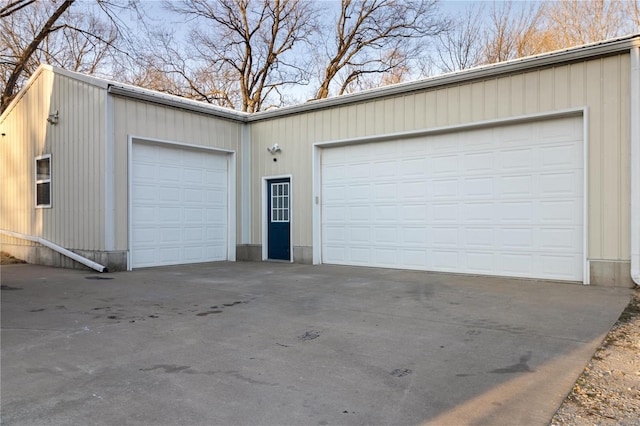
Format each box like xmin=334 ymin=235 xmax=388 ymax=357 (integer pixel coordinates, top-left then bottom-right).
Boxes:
xmin=131 ymin=142 xmax=228 ymax=268
xmin=321 ymin=116 xmax=584 ymax=281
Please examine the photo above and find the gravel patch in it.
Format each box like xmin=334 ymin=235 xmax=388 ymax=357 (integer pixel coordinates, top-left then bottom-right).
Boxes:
xmin=551 ymin=288 xmax=640 ymax=425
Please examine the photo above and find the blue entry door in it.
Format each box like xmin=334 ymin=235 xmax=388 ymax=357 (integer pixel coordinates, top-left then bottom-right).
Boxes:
xmin=267 ymin=178 xmax=291 ymax=260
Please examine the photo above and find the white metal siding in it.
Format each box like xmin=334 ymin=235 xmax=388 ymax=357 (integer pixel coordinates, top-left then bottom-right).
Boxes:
xmin=131 ymin=143 xmax=228 ymax=268
xmin=0 ymin=69 xmax=106 ymax=250
xmin=112 ymin=97 xmax=243 ymax=251
xmin=321 ymin=116 xmax=584 ymax=281
xmin=249 ymin=54 xmax=630 ymax=263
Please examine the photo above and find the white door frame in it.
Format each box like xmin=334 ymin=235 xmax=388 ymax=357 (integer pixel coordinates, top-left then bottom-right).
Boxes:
xmin=127 ymin=136 xmax=236 ymax=270
xmin=312 ymin=107 xmax=589 ymax=284
xmin=261 ymin=174 xmax=293 ymax=262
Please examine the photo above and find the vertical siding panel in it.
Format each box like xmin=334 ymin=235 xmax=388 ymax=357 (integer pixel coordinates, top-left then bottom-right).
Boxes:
xmin=355 ymin=102 xmax=366 ymax=135
xmin=586 ymin=59 xmax=602 ymax=258
xmin=459 ymin=84 xmax=472 ymax=123
xmin=413 ymin=92 xmax=426 ymax=128
xmin=293 ymin=116 xmax=302 ymax=228
xmin=538 ymin=68 xmax=554 ymax=111
xmin=67 ymin=77 xmax=77 ymax=247
xmin=75 ymin=80 xmax=82 ymax=248
xmin=510 ymin=74 xmax=525 ymax=116
xmin=424 ymin=91 xmax=436 ymax=128
xmin=393 ymin=96 xmax=404 ymax=133
xmin=61 ymin=76 xmax=68 ymax=244
xmin=403 ymin=95 xmax=415 ymax=131
xmin=42 ymin=74 xmax=51 ymax=241
xmin=88 ymin=84 xmax=96 ymax=249
xmin=98 ymin=88 xmax=105 ymax=249
xmin=436 ymin=88 xmax=447 ymax=126
xmin=484 ymin=79 xmax=497 ymax=120
xmin=496 ymin=76 xmax=510 ymax=118
xmin=315 ymin=109 xmax=325 ymax=142
xmin=374 ymin=100 xmax=385 ymax=134
xmin=568 ymin=62 xmax=585 ymax=106
xmin=446 ymin=85 xmax=459 ymax=126
xmin=329 ymin=108 xmax=340 ymax=139
xmin=345 ymin=105 xmax=356 ymax=138
xmin=332 ymin=107 xmax=347 ymax=140
xmin=363 ymin=101 xmax=374 ymax=136
xmin=524 ymin=71 xmax=539 ymax=114
xmin=601 ymin=56 xmax=621 ymax=258
xmin=619 ymin=55 xmax=630 ymax=258
xmin=471 ymin=82 xmax=484 ymax=122
xmin=382 ymin=98 xmax=393 ymax=133
xmin=553 ymin=66 xmax=569 ymax=109
xmin=82 ymin=82 xmax=89 ymax=248
xmin=114 ymin=99 xmax=128 ymax=249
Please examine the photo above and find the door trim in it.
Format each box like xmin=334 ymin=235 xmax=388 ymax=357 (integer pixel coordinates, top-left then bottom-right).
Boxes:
xmin=262 ymin=174 xmax=293 ymax=262
xmin=127 ymin=136 xmax=236 ymax=270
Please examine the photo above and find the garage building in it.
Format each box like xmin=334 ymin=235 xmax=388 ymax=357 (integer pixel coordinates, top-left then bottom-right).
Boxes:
xmin=1 ymin=35 xmax=639 ymax=287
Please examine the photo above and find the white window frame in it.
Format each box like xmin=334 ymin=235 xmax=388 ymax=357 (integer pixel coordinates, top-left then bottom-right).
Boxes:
xmin=270 ymin=182 xmax=290 ymax=223
xmin=35 ymin=154 xmax=52 ymax=208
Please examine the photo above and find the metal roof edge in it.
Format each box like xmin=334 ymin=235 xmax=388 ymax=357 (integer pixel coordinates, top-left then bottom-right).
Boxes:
xmin=107 ymin=85 xmax=248 ymax=122
xmin=2 ymin=65 xmax=115 ymax=123
xmin=249 ymin=34 xmax=640 ymax=122
xmin=1 ymin=63 xmax=247 ymax=124
xmin=48 ymin=65 xmax=111 ymax=89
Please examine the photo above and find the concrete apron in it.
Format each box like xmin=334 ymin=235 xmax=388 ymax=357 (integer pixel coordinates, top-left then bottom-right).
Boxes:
xmin=0 ymin=262 xmax=632 ymax=425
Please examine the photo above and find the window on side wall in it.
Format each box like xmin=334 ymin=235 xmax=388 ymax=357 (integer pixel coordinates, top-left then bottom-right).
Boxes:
xmin=35 ymin=155 xmax=51 ymax=208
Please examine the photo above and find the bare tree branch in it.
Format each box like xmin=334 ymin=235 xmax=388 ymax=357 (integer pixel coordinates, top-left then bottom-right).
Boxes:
xmin=434 ymin=3 xmax=485 ymax=73
xmin=0 ymin=0 xmax=34 ymax=18
xmin=313 ymin=0 xmax=448 ymax=100
xmin=163 ymin=0 xmax=316 ymax=112
xmin=1 ymin=0 xmax=74 ymax=111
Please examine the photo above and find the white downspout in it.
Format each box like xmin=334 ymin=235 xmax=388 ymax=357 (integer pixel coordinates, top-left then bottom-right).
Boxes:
xmin=630 ymin=45 xmax=640 ymax=286
xmin=0 ymin=230 xmax=107 ymax=273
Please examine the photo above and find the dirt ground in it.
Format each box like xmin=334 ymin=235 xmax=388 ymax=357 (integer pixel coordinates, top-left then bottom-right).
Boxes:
xmin=1 ymin=252 xmax=637 ymax=424
xmin=551 ymin=287 xmax=640 ymax=425
xmin=0 ymin=251 xmax=26 ymax=265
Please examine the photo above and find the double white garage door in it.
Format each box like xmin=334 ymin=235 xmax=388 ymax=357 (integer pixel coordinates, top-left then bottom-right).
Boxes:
xmin=321 ymin=116 xmax=584 ymax=281
xmin=131 ymin=142 xmax=228 ymax=268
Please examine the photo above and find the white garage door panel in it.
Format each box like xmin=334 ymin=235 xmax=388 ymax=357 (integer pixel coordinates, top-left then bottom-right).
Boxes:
xmin=132 ymin=143 xmax=228 ymax=268
xmin=321 ymin=116 xmax=584 ymax=281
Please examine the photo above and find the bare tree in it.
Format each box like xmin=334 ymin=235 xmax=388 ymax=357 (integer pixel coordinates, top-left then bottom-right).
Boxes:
xmin=124 ymin=28 xmax=242 ymax=109
xmin=0 ymin=0 xmax=34 ymax=18
xmin=628 ymin=0 xmax=640 ymax=28
xmin=165 ymin=0 xmax=316 ymax=112
xmin=483 ymin=0 xmax=549 ymax=64
xmin=434 ymin=3 xmax=485 ymax=73
xmin=0 ymin=0 xmax=137 ymax=113
xmin=1 ymin=0 xmax=74 ymax=111
xmin=544 ymin=0 xmax=629 ymax=48
xmin=477 ymin=0 xmax=636 ymax=68
xmin=313 ymin=0 xmax=448 ymax=100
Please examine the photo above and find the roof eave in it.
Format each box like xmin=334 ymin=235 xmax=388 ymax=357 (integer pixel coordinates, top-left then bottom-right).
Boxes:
xmin=107 ymin=85 xmax=249 ymax=122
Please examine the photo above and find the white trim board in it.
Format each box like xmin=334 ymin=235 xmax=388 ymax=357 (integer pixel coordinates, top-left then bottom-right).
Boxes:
xmin=630 ymin=46 xmax=640 ymax=286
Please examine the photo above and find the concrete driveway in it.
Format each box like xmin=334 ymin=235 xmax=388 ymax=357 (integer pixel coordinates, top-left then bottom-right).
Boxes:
xmin=0 ymin=262 xmax=632 ymax=425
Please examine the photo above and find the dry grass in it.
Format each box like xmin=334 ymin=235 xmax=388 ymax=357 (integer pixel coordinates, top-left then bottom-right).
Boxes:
xmin=0 ymin=251 xmax=26 ymax=265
